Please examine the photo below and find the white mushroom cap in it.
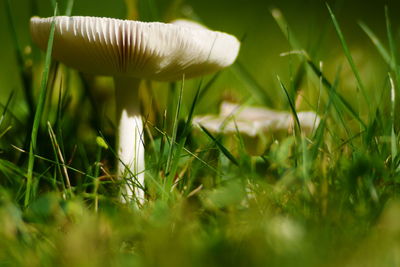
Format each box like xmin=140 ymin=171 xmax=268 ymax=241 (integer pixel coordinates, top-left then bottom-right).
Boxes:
xmin=193 ymin=102 xmax=321 ymax=155
xmin=30 ymin=16 xmax=240 ymax=81
xmin=193 ymin=102 xmax=321 ymax=137
xmin=219 ymin=102 xmax=321 ymax=134
xmin=193 ymin=114 xmax=259 ymax=137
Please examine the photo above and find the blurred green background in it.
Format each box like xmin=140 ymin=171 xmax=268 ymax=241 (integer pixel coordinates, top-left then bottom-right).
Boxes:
xmin=1 ymin=0 xmax=399 ymax=114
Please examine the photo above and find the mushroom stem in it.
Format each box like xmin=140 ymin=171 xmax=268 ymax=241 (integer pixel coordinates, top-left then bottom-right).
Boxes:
xmin=114 ymin=76 xmax=145 ymax=205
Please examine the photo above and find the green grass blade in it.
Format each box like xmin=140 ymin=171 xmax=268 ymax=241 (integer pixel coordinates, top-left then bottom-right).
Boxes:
xmin=0 ymin=91 xmax=14 ymax=129
xmin=157 ymin=110 xmax=167 ymax=172
xmin=385 ymin=6 xmax=400 ymax=90
xmin=14 ymin=144 xmax=96 ymax=179
xmin=181 ymin=81 xmax=201 ymax=139
xmin=359 ymin=22 xmax=391 ymax=68
xmin=65 ymin=0 xmax=74 ymax=16
xmin=277 ymin=76 xmax=301 ymax=135
xmin=149 ymin=121 xmax=220 ymax=174
xmin=270 ymin=8 xmax=301 ymax=50
xmin=166 ymin=82 xmax=177 ymax=132
xmin=290 ymin=62 xmax=306 ymax=99
xmin=47 ymin=121 xmax=64 ymax=191
xmin=199 ymin=125 xmax=239 ymax=166
xmin=326 ymin=3 xmax=370 ymax=108
xmin=271 ymin=7 xmax=365 ymax=128
xmin=4 ymin=0 xmax=34 ymax=115
xmin=272 ymin=6 xmax=317 ymax=103
xmin=306 ymin=59 xmax=366 ymax=128
xmin=163 ymin=77 xmax=185 ymax=200
xmin=389 ymin=74 xmax=397 ymax=168
xmin=167 ymin=80 xmax=203 ymax=185
xmin=25 ymin=3 xmax=58 ymax=207
xmin=165 ymin=77 xmax=184 ymax=176
xmin=50 ymin=0 xmax=56 ymax=9
xmin=0 ymin=159 xmax=26 ymax=178
xmin=48 ymin=122 xmax=72 ymax=196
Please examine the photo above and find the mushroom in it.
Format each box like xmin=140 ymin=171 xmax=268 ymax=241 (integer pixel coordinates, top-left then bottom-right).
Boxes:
xmin=219 ymin=102 xmax=320 ymax=134
xmin=30 ymin=16 xmax=240 ymax=204
xmin=193 ymin=102 xmax=320 ymax=155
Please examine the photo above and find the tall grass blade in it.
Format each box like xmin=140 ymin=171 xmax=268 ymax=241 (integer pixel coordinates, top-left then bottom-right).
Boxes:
xmin=149 ymin=121 xmax=219 ymax=174
xmin=389 ymin=74 xmax=397 ymax=169
xmin=14 ymin=144 xmax=95 ymax=178
xmin=306 ymin=59 xmax=366 ymax=128
xmin=50 ymin=0 xmax=56 ymax=9
xmin=271 ymin=8 xmax=365 ymax=128
xmin=47 ymin=121 xmax=64 ymax=190
xmin=270 ymin=8 xmax=301 ymax=50
xmin=25 ymin=4 xmax=58 ymax=207
xmin=385 ymin=6 xmax=400 ymax=90
xmin=65 ymin=0 xmax=74 ymax=16
xmin=199 ymin=125 xmax=239 ymax=166
xmin=271 ymin=5 xmax=306 ymax=99
xmin=359 ymin=22 xmax=391 ymax=68
xmin=157 ymin=111 xmax=167 ymax=172
xmin=181 ymin=81 xmax=201 ymax=139
xmin=165 ymin=77 xmax=184 ymax=176
xmin=4 ymin=0 xmax=34 ymax=115
xmin=163 ymin=77 xmax=185 ymax=199
xmin=0 ymin=91 xmax=14 ymax=129
xmin=326 ymin=3 xmax=370 ymax=108
xmin=48 ymin=121 xmax=71 ymax=194
xmin=167 ymin=80 xmax=203 ymax=184
xmin=277 ymin=76 xmax=301 ymax=135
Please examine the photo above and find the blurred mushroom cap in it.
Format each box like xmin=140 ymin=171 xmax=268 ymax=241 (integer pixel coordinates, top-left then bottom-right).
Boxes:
xmin=193 ymin=102 xmax=321 ymax=155
xmin=195 ymin=102 xmax=320 ymax=136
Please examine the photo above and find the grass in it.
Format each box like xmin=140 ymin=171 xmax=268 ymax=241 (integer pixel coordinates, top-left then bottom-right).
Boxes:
xmin=1 ymin=1 xmax=400 ymax=267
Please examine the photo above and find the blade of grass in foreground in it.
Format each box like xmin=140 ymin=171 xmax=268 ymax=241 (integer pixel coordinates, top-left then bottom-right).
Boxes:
xmin=5 ymin=0 xmax=34 ymax=115
xmin=163 ymin=76 xmax=184 ymax=200
xmin=199 ymin=125 xmax=239 ymax=166
xmin=385 ymin=6 xmax=400 ymax=90
xmin=278 ymin=76 xmax=301 ymax=135
xmin=270 ymin=8 xmax=301 ymax=50
xmin=25 ymin=4 xmax=58 ymax=207
xmin=65 ymin=0 xmax=74 ymax=16
xmin=167 ymin=81 xmax=202 ymax=183
xmin=306 ymin=59 xmax=366 ymax=129
xmin=326 ymin=3 xmax=370 ymax=109
xmin=165 ymin=77 xmax=184 ymax=176
xmin=271 ymin=9 xmax=366 ymax=129
xmin=0 ymin=91 xmax=14 ymax=129
xmin=0 ymin=92 xmax=14 ymax=140
xmin=48 ymin=121 xmax=72 ymax=195
xmin=148 ymin=120 xmax=220 ymax=174
xmin=166 ymin=74 xmax=219 ymax=191
xmin=389 ymin=74 xmax=397 ymax=169
xmin=359 ymin=22 xmax=392 ymax=68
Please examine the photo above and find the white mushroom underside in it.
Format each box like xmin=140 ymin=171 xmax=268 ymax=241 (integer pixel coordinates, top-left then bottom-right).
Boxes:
xmin=30 ymin=16 xmax=240 ymax=81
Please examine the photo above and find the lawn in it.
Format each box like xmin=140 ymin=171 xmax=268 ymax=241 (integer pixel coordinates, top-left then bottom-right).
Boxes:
xmin=1 ymin=0 xmax=400 ymax=266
